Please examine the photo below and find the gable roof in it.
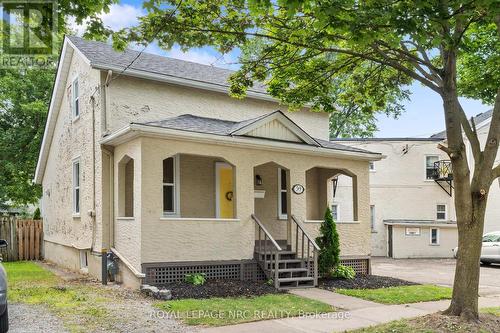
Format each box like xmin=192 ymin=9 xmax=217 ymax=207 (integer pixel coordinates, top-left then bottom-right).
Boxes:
xmin=430 ymin=109 xmax=493 ymax=139
xmin=66 ymin=35 xmax=271 ymax=99
xmin=128 ymin=112 xmax=378 ymax=156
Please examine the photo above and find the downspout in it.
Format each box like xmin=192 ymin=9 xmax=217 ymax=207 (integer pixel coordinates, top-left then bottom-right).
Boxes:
xmin=90 ymin=92 xmax=97 ymax=252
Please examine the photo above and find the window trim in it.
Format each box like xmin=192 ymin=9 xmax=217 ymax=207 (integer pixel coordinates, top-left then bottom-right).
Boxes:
xmin=425 ymin=155 xmax=439 ymax=181
xmin=79 ymin=250 xmax=88 ymax=270
xmin=430 ymin=227 xmax=440 ymax=245
xmin=436 ymin=204 xmax=447 ymax=220
xmin=277 ymin=168 xmax=288 ymax=220
xmin=331 ymin=203 xmax=340 ymax=221
xmin=71 ymin=77 xmax=80 ymax=121
xmin=72 ymin=157 xmax=81 ymax=216
xmin=162 ymin=155 xmax=180 ymax=217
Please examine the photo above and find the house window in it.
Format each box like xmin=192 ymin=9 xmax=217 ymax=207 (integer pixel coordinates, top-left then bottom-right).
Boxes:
xmin=79 ymin=250 xmax=88 ymax=269
xmin=370 ymin=205 xmax=375 ymax=231
xmin=72 ymin=77 xmax=80 ymax=119
xmin=426 ymin=155 xmax=439 ymax=179
xmin=118 ymin=156 xmax=134 ymax=217
xmin=430 ymin=228 xmax=440 ymax=245
xmin=277 ymin=168 xmax=288 ymax=219
xmin=369 ymin=162 xmax=375 ymax=172
xmin=405 ymin=227 xmax=421 ymax=236
xmin=72 ymin=159 xmax=80 ymax=215
xmin=436 ymin=204 xmax=447 ymax=220
xmin=163 ymin=156 xmax=178 ymax=215
xmin=331 ymin=203 xmax=339 ymax=221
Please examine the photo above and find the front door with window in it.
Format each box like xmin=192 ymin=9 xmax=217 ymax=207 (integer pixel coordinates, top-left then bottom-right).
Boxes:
xmin=216 ymin=162 xmax=234 ymax=218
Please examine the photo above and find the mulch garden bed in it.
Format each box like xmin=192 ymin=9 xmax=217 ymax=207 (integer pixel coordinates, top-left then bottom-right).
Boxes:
xmin=319 ymin=274 xmax=419 ymax=290
xmin=160 ymin=279 xmax=283 ymax=299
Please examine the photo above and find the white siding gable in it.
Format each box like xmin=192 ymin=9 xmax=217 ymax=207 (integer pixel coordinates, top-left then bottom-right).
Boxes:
xmin=245 ymin=119 xmax=303 ymax=142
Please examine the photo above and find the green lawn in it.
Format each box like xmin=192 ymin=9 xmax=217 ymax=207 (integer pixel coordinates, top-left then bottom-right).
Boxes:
xmin=336 ymin=285 xmax=452 ymax=304
xmin=348 ymin=308 xmax=500 ymax=333
xmin=156 ymin=294 xmax=335 ymax=326
xmin=4 ymin=261 xmax=111 ymax=333
xmin=481 ymin=307 xmax=500 ymax=316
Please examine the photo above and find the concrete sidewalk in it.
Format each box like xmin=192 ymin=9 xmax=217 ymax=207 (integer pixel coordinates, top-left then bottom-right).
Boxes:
xmin=199 ymin=289 xmax=500 ymax=333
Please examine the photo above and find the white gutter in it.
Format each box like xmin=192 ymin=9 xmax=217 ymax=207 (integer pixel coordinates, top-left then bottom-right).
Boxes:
xmin=101 ymin=124 xmax=384 ymax=161
xmin=111 ymin=247 xmax=146 ymax=278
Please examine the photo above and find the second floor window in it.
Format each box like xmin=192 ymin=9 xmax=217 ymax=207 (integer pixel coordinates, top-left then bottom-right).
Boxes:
xmin=426 ymin=155 xmax=439 ymax=179
xmin=72 ymin=77 xmax=80 ymax=119
xmin=436 ymin=204 xmax=447 ymax=220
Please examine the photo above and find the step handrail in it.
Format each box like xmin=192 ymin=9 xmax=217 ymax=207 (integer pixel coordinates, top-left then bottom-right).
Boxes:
xmin=251 ymin=214 xmax=282 ymax=251
xmin=291 ymin=215 xmax=320 ymax=286
xmin=252 ymin=214 xmax=281 ymax=289
xmin=291 ymin=215 xmax=320 ymax=250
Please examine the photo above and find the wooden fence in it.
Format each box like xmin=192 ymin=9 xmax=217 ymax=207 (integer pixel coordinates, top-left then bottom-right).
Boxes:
xmin=0 ymin=217 xmax=43 ymax=261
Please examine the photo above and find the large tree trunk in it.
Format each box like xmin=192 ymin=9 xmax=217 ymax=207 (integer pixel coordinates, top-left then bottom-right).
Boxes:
xmin=439 ymin=51 xmax=494 ymax=320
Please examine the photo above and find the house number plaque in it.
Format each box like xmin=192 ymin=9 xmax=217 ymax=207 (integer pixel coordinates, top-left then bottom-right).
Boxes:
xmin=292 ymin=184 xmax=304 ymax=194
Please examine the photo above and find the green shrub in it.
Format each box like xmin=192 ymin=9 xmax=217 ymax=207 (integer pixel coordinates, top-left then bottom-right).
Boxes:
xmin=332 ymin=265 xmax=356 ymax=280
xmin=315 ymin=207 xmax=340 ymax=276
xmin=33 ymin=207 xmax=41 ymax=220
xmin=184 ymin=273 xmax=206 ymax=285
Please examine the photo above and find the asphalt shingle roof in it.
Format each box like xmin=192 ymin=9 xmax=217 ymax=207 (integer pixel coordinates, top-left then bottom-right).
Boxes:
xmin=136 ymin=113 xmax=379 ymax=155
xmin=430 ymin=109 xmax=493 ymax=139
xmin=67 ymin=35 xmax=268 ymax=95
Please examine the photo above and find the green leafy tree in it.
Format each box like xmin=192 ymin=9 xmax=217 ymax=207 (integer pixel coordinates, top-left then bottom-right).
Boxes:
xmin=315 ymin=207 xmax=340 ymax=277
xmin=0 ymin=0 xmax=116 ymax=207
xmin=111 ymin=0 xmax=499 ymax=319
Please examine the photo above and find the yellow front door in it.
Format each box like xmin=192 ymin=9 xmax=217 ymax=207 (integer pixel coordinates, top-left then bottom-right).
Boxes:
xmin=216 ymin=163 xmax=234 ymax=218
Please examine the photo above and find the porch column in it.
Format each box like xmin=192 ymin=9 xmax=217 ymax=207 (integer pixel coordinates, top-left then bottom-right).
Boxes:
xmin=289 ymin=167 xmax=307 ymax=248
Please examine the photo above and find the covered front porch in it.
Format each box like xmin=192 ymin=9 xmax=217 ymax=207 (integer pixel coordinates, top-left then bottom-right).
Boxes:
xmin=102 ymin=112 xmax=380 ymax=288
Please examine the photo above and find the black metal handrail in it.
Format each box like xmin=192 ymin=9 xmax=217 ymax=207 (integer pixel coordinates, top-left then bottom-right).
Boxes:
xmin=291 ymin=215 xmax=319 ymax=285
xmin=251 ymin=214 xmax=281 ymax=288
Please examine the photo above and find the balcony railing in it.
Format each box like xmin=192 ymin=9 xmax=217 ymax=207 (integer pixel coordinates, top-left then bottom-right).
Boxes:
xmin=431 ymin=160 xmax=453 ymax=180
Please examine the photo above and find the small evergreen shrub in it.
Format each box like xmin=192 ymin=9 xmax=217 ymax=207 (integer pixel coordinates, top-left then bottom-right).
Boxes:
xmin=33 ymin=207 xmax=41 ymax=220
xmin=184 ymin=273 xmax=206 ymax=285
xmin=332 ymin=264 xmax=356 ymax=280
xmin=315 ymin=207 xmax=340 ymax=277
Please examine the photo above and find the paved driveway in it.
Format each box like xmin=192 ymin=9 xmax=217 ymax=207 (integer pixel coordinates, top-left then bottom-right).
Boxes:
xmin=371 ymin=257 xmax=500 ymax=296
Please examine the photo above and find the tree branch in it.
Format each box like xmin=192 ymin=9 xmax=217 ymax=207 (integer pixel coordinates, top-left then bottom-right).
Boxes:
xmin=438 ymin=143 xmax=454 ymax=158
xmin=492 ymin=164 xmax=500 ymax=181
xmin=163 ymin=23 xmax=443 ymax=93
xmin=457 ymin=104 xmax=482 ymax=161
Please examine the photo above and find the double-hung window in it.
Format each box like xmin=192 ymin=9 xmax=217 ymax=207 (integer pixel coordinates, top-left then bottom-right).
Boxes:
xmin=370 ymin=205 xmax=375 ymax=231
xmin=277 ymin=168 xmax=288 ymax=219
xmin=331 ymin=203 xmax=339 ymax=221
xmin=430 ymin=228 xmax=440 ymax=245
xmin=72 ymin=78 xmax=80 ymax=119
xmin=163 ymin=156 xmax=178 ymax=215
xmin=425 ymin=155 xmax=439 ymax=180
xmin=436 ymin=204 xmax=447 ymax=220
xmin=72 ymin=159 xmax=80 ymax=215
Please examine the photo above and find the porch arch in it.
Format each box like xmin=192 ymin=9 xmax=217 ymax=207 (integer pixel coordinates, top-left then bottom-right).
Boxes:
xmin=305 ymin=167 xmax=358 ymax=221
xmin=253 ymin=161 xmax=290 ymax=241
xmin=161 ymin=153 xmax=237 ymax=219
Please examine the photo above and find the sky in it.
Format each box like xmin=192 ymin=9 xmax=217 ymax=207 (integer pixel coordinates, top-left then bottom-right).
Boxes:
xmin=71 ymin=2 xmax=492 ymax=138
